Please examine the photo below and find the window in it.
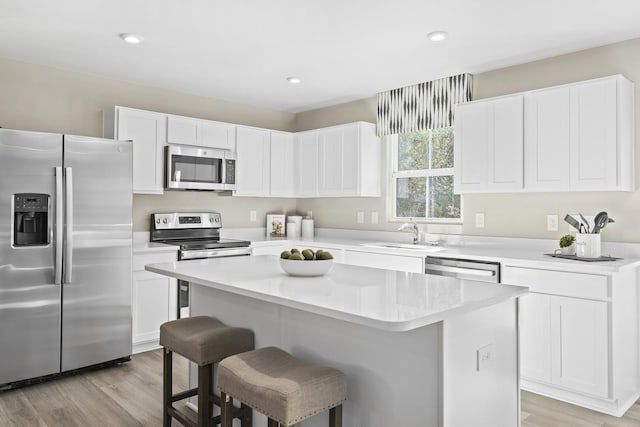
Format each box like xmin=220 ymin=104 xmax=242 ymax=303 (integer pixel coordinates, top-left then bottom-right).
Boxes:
xmin=390 ymin=127 xmax=461 ymax=222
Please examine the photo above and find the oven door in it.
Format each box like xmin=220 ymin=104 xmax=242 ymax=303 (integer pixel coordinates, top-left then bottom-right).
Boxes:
xmin=165 ymin=145 xmax=230 ymax=191
xmin=177 ymin=246 xmax=252 ymax=318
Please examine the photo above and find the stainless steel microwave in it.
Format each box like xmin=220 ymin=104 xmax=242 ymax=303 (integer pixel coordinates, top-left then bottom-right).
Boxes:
xmin=165 ymin=145 xmax=236 ymax=191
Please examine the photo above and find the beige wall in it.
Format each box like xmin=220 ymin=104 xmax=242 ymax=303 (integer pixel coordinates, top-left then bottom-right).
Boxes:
xmin=0 ymin=57 xmax=297 ymax=231
xmin=3 ymin=37 xmax=640 ymax=240
xmin=294 ymin=38 xmax=640 ymax=243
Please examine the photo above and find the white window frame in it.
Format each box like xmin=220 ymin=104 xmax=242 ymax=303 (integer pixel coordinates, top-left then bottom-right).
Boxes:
xmin=388 ymin=130 xmax=462 ymax=224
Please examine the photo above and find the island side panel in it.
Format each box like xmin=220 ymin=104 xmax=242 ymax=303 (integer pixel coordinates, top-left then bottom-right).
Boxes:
xmin=191 ymin=282 xmax=443 ymax=427
xmin=442 ymin=298 xmax=519 ymax=427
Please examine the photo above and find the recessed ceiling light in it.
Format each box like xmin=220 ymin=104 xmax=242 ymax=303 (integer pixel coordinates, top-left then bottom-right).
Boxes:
xmin=119 ymin=33 xmax=144 ymax=44
xmin=427 ymin=31 xmax=448 ymax=42
xmin=286 ymin=76 xmax=302 ymax=85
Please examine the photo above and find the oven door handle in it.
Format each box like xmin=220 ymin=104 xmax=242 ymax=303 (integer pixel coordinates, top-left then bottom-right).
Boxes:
xmin=180 ymin=247 xmax=252 ymax=260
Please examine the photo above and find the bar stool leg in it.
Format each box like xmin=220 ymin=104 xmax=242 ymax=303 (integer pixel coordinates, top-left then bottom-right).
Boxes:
xmin=329 ymin=404 xmax=342 ymax=427
xmin=220 ymin=392 xmax=233 ymax=427
xmin=163 ymin=348 xmax=172 ymax=427
xmin=198 ymin=364 xmax=213 ymax=426
xmin=267 ymin=419 xmax=279 ymax=427
xmin=240 ymin=402 xmax=252 ymax=427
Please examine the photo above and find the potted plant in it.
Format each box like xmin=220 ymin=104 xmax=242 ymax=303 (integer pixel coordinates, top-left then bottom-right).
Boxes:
xmin=557 ymin=234 xmax=576 ymax=255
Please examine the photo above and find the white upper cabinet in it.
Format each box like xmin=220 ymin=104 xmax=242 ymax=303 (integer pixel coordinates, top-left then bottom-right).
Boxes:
xmin=456 ymin=75 xmax=634 ymax=193
xmin=270 ymin=131 xmax=296 ymax=197
xmin=455 ymin=95 xmax=523 ymax=193
xmin=104 ymin=106 xmax=166 ymax=194
xmin=524 ymin=86 xmax=571 ymax=191
xmin=167 ymin=115 xmax=235 ymax=150
xmin=235 ymin=126 xmax=271 ymax=196
xmin=296 ymin=131 xmax=320 ymax=197
xmin=526 ymin=75 xmax=634 ymax=192
xmin=303 ymin=122 xmax=381 ymax=198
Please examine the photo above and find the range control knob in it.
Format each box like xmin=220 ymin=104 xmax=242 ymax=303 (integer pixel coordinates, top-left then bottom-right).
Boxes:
xmin=162 ymin=218 xmax=168 ymax=224
xmin=155 ymin=218 xmax=160 ymax=224
xmin=209 ymin=217 xmax=214 ymax=223
xmin=214 ymin=217 xmax=220 ymax=223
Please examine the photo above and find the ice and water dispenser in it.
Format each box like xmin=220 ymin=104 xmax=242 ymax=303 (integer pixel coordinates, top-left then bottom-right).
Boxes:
xmin=13 ymin=193 xmax=50 ymax=246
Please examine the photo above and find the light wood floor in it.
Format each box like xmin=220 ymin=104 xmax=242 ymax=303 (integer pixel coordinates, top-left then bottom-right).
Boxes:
xmin=2 ymin=349 xmax=640 ymax=426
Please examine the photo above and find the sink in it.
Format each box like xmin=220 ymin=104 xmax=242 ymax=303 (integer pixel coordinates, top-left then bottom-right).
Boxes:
xmin=360 ymin=242 xmax=445 ymax=252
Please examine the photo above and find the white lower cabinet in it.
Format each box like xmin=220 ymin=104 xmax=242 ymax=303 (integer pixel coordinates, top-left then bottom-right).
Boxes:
xmin=552 ymin=296 xmax=609 ymax=397
xmin=503 ymin=265 xmax=638 ymax=416
xmin=518 ymin=293 xmax=552 ymax=383
xmin=132 ymin=251 xmax=178 ymax=353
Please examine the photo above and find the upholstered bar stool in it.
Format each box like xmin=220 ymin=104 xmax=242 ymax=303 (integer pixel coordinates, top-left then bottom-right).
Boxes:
xmin=218 ymin=346 xmax=346 ymax=427
xmin=160 ymin=316 xmax=254 ymax=427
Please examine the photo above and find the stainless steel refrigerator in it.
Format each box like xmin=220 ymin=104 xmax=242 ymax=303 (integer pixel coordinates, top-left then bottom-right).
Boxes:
xmin=0 ymin=128 xmax=132 ymax=389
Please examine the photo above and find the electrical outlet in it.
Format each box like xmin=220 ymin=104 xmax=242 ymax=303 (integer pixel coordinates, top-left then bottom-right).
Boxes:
xmin=477 ymin=343 xmax=494 ymax=371
xmin=250 ymin=210 xmax=257 ymax=222
xmin=307 ymin=210 xmax=313 ymax=219
xmin=371 ymin=211 xmax=378 ymax=225
xmin=547 ymin=214 xmax=559 ymax=231
xmin=356 ymin=211 xmax=364 ymax=224
xmin=475 ymin=213 xmax=485 ymax=228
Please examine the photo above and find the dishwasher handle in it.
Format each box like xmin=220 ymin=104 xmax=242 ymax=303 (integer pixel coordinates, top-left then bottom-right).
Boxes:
xmin=426 ymin=264 xmax=495 ymax=277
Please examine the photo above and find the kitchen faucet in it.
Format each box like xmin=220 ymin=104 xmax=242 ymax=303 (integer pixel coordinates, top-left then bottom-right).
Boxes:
xmin=398 ymin=221 xmax=419 ymax=244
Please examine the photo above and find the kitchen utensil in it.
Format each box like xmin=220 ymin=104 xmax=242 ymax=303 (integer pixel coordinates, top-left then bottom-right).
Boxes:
xmin=563 ymin=214 xmax=581 ymax=231
xmin=591 ymin=211 xmax=608 ymax=234
xmin=578 ymin=212 xmax=590 ymax=233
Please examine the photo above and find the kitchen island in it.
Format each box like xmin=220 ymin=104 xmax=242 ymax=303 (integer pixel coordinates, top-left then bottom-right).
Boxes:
xmin=147 ymin=255 xmax=527 ymax=427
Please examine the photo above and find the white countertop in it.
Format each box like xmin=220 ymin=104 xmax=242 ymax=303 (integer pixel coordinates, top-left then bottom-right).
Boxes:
xmin=228 ymin=229 xmax=640 ymax=274
xmin=146 ymin=255 xmax=527 ymax=332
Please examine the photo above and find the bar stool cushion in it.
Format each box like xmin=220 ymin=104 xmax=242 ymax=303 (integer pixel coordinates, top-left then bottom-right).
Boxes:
xmin=218 ymin=346 xmax=346 ymax=426
xmin=159 ymin=316 xmax=254 ymax=366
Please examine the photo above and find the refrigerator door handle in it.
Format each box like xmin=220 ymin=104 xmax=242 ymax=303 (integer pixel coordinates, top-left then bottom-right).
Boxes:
xmin=64 ymin=167 xmax=73 ymax=283
xmin=55 ymin=166 xmax=63 ymax=285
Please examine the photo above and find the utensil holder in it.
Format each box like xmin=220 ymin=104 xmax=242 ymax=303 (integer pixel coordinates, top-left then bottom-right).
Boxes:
xmin=575 ymin=233 xmax=601 ymax=258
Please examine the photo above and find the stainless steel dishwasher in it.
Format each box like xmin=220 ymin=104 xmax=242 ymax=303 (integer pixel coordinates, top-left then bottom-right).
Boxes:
xmin=425 ymin=256 xmax=501 ymax=283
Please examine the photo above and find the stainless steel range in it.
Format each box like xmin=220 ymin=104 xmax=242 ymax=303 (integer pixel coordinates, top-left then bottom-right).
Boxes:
xmin=150 ymin=212 xmax=251 ymax=318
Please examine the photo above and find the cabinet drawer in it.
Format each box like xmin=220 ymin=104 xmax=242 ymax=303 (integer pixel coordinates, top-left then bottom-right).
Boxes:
xmin=133 ymin=252 xmax=177 ymax=272
xmin=502 ymin=266 xmax=609 ymax=300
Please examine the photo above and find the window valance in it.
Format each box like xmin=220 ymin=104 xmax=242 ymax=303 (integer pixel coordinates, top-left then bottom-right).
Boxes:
xmin=376 ymin=73 xmax=473 ymax=136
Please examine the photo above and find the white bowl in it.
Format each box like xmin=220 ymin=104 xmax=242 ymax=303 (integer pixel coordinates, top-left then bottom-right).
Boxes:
xmin=279 ymin=258 xmax=334 ymax=277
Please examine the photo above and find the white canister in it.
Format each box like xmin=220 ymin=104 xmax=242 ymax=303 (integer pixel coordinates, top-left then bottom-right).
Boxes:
xmin=575 ymin=233 xmax=601 ymax=258
xmin=288 ymin=215 xmax=303 ymax=237
xmin=286 ymin=222 xmax=298 ymax=238
xmin=301 ymin=219 xmax=314 ymax=239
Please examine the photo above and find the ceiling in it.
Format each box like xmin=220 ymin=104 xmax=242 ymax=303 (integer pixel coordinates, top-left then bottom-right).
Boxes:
xmin=2 ymin=1 xmax=640 ymax=113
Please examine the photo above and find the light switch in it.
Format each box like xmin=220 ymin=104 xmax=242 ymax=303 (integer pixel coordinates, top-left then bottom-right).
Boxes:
xmin=356 ymin=211 xmax=364 ymax=224
xmin=371 ymin=211 xmax=378 ymax=225
xmin=547 ymin=214 xmax=558 ymax=231
xmin=475 ymin=213 xmax=485 ymax=228
xmin=250 ymin=210 xmax=257 ymax=222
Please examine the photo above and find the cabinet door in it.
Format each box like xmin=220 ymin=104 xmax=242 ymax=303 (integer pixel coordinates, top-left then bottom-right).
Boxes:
xmin=551 ymin=296 xmax=609 ymax=398
xmin=116 ymin=108 xmax=166 ymax=194
xmin=167 ymin=116 xmax=199 ymax=145
xmin=317 ymin=123 xmax=366 ymax=197
xmin=519 ymin=293 xmax=552 ymax=383
xmin=296 ymin=131 xmax=319 ymax=197
xmin=319 ymin=127 xmax=344 ymax=196
xmin=270 ymin=131 xmax=295 ymax=197
xmin=524 ymin=87 xmax=571 ymax=191
xmin=488 ymin=96 xmax=523 ymax=191
xmin=201 ymin=120 xmax=235 ymax=150
xmin=454 ymin=102 xmax=488 ymax=192
xmin=132 ymin=271 xmax=171 ymax=344
xmin=235 ymin=127 xmax=270 ymax=196
xmin=569 ymin=79 xmax=617 ymax=190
